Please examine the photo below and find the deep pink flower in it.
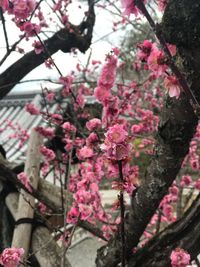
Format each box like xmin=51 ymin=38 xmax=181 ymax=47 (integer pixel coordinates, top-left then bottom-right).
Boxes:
xmin=25 ymin=103 xmax=40 ymax=115
xmin=147 ymin=47 xmax=168 ymax=77
xmin=17 ymin=172 xmax=32 ymax=192
xmin=35 ymin=126 xmax=55 ymax=139
xmin=0 ymin=0 xmax=9 ymax=11
xmin=86 ymin=118 xmax=102 ymax=131
xmin=77 ymin=146 xmax=94 ymax=160
xmin=67 ymin=207 xmax=79 ymax=224
xmin=164 ymin=76 xmax=180 ymax=98
xmin=12 ymin=0 xmax=36 ymax=19
xmin=94 ymin=86 xmax=111 ymax=103
xmin=0 ymin=247 xmax=24 ymax=267
xmin=170 ymin=248 xmax=190 ymax=267
xmin=106 ymin=124 xmax=128 ymax=144
xmin=40 ymin=145 xmax=56 ymax=161
xmin=32 ymin=41 xmax=44 ymax=54
xmin=121 ymin=0 xmax=146 ymax=16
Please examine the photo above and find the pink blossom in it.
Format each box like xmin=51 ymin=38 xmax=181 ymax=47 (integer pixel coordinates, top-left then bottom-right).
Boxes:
xmin=121 ymin=0 xmax=146 ymax=16
xmin=94 ymin=86 xmax=111 ymax=103
xmin=0 ymin=0 xmax=9 ymax=11
xmin=51 ymin=114 xmax=63 ymax=125
xmin=62 ymin=122 xmax=76 ymax=133
xmin=20 ymin=22 xmax=41 ymax=37
xmin=25 ymin=103 xmax=40 ymax=115
xmin=40 ymin=145 xmax=56 ymax=161
xmin=147 ymin=47 xmax=168 ymax=77
xmin=98 ymin=54 xmax=117 ymax=90
xmin=157 ymin=0 xmax=168 ymax=11
xmin=180 ymin=175 xmax=192 ymax=187
xmin=106 ymin=124 xmax=128 ymax=144
xmin=79 ymin=204 xmax=93 ymax=220
xmin=0 ymin=247 xmax=24 ymax=267
xmin=77 ymin=146 xmax=94 ymax=160
xmin=170 ymin=248 xmax=190 ymax=267
xmin=86 ymin=132 xmax=99 ymax=147
xmin=45 ymin=92 xmax=55 ymax=102
xmin=35 ymin=126 xmax=55 ymax=139
xmin=164 ymin=76 xmax=180 ymax=98
xmin=86 ymin=118 xmax=102 ymax=131
xmin=17 ymin=172 xmax=32 ymax=192
xmin=137 ymin=40 xmax=153 ymax=61
xmin=32 ymin=41 xmax=44 ymax=54
xmin=131 ymin=124 xmax=143 ymax=134
xmin=67 ymin=207 xmax=79 ymax=224
xmin=60 ymin=75 xmax=74 ymax=97
xmin=195 ymin=179 xmax=200 ymax=190
xmin=12 ymin=0 xmax=36 ymax=19
xmin=102 ymin=143 xmax=131 ymax=161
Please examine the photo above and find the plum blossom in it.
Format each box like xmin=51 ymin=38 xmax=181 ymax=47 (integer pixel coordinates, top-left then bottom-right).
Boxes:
xmin=106 ymin=124 xmax=128 ymax=144
xmin=86 ymin=118 xmax=102 ymax=131
xmin=17 ymin=172 xmax=32 ymax=192
xmin=12 ymin=0 xmax=36 ymax=20
xmin=0 ymin=247 xmax=24 ymax=267
xmin=170 ymin=248 xmax=190 ymax=267
xmin=40 ymin=145 xmax=55 ymax=161
xmin=77 ymin=146 xmax=94 ymax=160
xmin=164 ymin=76 xmax=180 ymax=98
xmin=0 ymin=0 xmax=9 ymax=11
xmin=121 ymin=0 xmax=147 ymax=16
xmin=35 ymin=127 xmax=55 ymax=139
xmin=147 ymin=47 xmax=168 ymax=77
xmin=25 ymin=103 xmax=40 ymax=115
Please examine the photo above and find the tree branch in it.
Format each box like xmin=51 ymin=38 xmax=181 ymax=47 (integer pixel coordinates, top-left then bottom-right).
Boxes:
xmin=0 ymin=0 xmax=95 ymax=99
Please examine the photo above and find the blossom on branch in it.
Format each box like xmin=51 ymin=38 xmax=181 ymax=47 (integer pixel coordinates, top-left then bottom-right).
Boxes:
xmin=0 ymin=247 xmax=24 ymax=267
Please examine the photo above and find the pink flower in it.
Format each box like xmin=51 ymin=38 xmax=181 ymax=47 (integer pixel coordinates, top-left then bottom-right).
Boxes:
xmin=170 ymin=248 xmax=190 ymax=267
xmin=40 ymin=145 xmax=56 ymax=161
xmin=25 ymin=103 xmax=40 ymax=115
xmin=32 ymin=41 xmax=44 ymax=54
xmin=137 ymin=40 xmax=153 ymax=61
xmin=158 ymin=0 xmax=168 ymax=11
xmin=12 ymin=0 xmax=36 ymax=19
xmin=77 ymin=146 xmax=94 ymax=160
xmin=102 ymin=143 xmax=131 ymax=161
xmin=45 ymin=92 xmax=55 ymax=102
xmin=94 ymin=86 xmax=111 ymax=103
xmin=62 ymin=122 xmax=76 ymax=133
xmin=98 ymin=54 xmax=117 ymax=89
xmin=106 ymin=124 xmax=128 ymax=144
xmin=121 ymin=0 xmax=146 ymax=16
xmin=0 ymin=0 xmax=9 ymax=11
xmin=147 ymin=47 xmax=168 ymax=77
xmin=79 ymin=204 xmax=93 ymax=221
xmin=20 ymin=22 xmax=41 ymax=37
xmin=66 ymin=207 xmax=79 ymax=224
xmin=35 ymin=126 xmax=55 ymax=139
xmin=164 ymin=76 xmax=180 ymax=98
xmin=17 ymin=172 xmax=32 ymax=192
xmin=86 ymin=118 xmax=102 ymax=131
xmin=131 ymin=124 xmax=143 ymax=134
xmin=0 ymin=247 xmax=24 ymax=267
xmin=180 ymin=175 xmax=192 ymax=187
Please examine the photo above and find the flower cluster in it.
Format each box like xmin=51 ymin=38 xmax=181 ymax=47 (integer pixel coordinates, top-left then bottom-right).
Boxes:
xmin=40 ymin=145 xmax=56 ymax=161
xmin=170 ymin=248 xmax=190 ymax=267
xmin=17 ymin=172 xmax=32 ymax=192
xmin=101 ymin=124 xmax=131 ymax=161
xmin=0 ymin=247 xmax=24 ymax=267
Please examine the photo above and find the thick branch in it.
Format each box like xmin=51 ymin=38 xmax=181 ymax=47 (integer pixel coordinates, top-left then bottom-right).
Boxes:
xmin=128 ymin=193 xmax=200 ymax=266
xmin=0 ymin=0 xmax=95 ymax=98
xmin=96 ymin=0 xmax=200 ymax=266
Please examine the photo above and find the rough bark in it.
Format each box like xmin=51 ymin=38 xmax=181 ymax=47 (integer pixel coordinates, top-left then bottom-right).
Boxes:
xmin=128 ymin=193 xmax=200 ymax=266
xmin=0 ymin=0 xmax=95 ymax=99
xmin=96 ymin=0 xmax=200 ymax=266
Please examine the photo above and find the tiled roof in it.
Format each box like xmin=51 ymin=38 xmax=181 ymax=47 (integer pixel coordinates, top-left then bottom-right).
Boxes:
xmin=0 ymin=91 xmax=61 ymax=164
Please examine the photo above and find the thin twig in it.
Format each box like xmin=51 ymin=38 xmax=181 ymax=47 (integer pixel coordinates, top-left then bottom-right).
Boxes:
xmin=118 ymin=160 xmax=126 ymax=267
